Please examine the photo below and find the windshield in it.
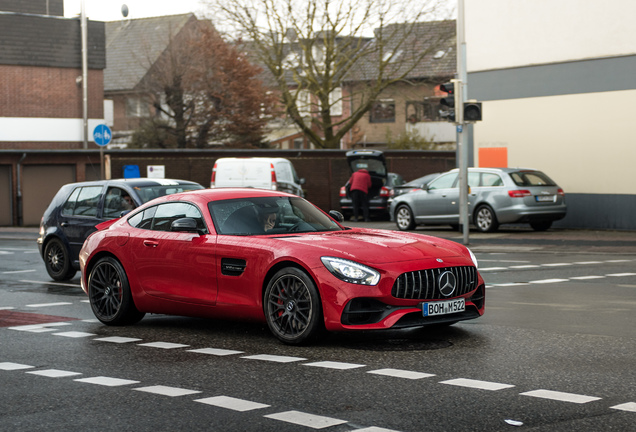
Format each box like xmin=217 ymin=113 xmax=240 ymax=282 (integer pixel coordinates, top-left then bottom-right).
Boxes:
xmin=134 ymin=184 xmax=203 ymax=203
xmin=209 ymin=196 xmax=343 ymax=235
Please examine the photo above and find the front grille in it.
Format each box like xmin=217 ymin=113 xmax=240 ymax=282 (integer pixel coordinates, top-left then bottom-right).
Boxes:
xmin=392 ymin=266 xmax=478 ymax=300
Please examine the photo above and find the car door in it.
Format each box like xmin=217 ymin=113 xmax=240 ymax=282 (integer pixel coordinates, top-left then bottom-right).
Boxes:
xmin=128 ymin=202 xmax=217 ymax=305
xmin=58 ymin=185 xmax=104 ymax=263
xmin=413 ymin=172 xmax=459 ymax=223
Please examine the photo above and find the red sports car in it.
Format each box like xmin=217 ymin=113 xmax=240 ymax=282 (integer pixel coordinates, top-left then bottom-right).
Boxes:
xmin=80 ymin=188 xmax=485 ymax=344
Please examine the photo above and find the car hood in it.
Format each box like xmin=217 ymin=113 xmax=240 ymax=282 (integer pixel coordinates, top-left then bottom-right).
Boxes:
xmin=274 ymin=228 xmax=468 ymax=265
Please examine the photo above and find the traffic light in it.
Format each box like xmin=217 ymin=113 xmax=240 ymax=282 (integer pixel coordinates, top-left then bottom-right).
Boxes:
xmin=463 ymin=101 xmax=482 ymax=122
xmin=439 ymin=82 xmax=455 ymax=122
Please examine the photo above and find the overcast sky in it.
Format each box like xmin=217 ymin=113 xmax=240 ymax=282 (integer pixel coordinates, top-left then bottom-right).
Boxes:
xmin=63 ymin=0 xmax=206 ymax=21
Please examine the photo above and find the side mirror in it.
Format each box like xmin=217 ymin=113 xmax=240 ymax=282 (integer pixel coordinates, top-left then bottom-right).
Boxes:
xmin=328 ymin=210 xmax=344 ymax=223
xmin=299 ymin=178 xmax=306 ymax=185
xmin=422 ymin=184 xmax=430 ymax=192
xmin=171 ymin=217 xmax=204 ymax=235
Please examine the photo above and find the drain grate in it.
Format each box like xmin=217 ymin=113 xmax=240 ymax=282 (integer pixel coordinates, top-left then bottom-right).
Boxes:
xmin=0 ymin=310 xmax=78 ymax=327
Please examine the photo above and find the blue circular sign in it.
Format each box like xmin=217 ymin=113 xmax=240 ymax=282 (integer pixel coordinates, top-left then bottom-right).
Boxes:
xmin=93 ymin=124 xmax=112 ymax=146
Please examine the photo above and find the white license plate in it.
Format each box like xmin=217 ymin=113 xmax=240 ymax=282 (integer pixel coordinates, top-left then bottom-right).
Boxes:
xmin=535 ymin=195 xmax=556 ymax=202
xmin=422 ymin=298 xmax=465 ymax=317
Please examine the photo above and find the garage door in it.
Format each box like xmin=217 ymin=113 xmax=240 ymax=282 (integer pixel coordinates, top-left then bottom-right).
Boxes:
xmin=22 ymin=165 xmax=76 ymax=226
xmin=0 ymin=165 xmax=11 ymax=226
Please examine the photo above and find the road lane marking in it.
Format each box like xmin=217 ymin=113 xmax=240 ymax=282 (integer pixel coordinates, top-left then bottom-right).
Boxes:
xmin=368 ymin=368 xmax=435 ymax=380
xmin=138 ymin=342 xmax=189 ymax=349
xmin=195 ymin=396 xmax=270 ymax=412
xmin=20 ymin=280 xmax=81 ymax=288
xmin=528 ymin=279 xmax=569 ymax=284
xmin=188 ymin=348 xmax=244 ymax=356
xmin=25 ymin=302 xmax=73 ymax=308
xmin=75 ymin=376 xmax=140 ymax=387
xmin=570 ymin=276 xmax=605 ymax=280
xmin=9 ymin=322 xmax=73 ymax=332
xmin=611 ymin=402 xmax=636 ymax=412
xmin=26 ymin=369 xmax=82 ymax=378
xmin=542 ymin=263 xmax=572 ymax=267
xmin=520 ymin=389 xmax=601 ymax=404
xmin=242 ymin=354 xmax=307 ymax=363
xmin=303 ymin=361 xmax=366 ymax=370
xmin=94 ymin=336 xmax=142 ymax=343
xmin=0 ymin=362 xmax=34 ymax=370
xmin=134 ymin=385 xmax=202 ymax=397
xmin=606 ymin=273 xmax=636 ymax=277
xmin=440 ymin=378 xmax=515 ymax=391
xmin=264 ymin=410 xmax=348 ymax=429
xmin=2 ymin=269 xmax=36 ymax=274
xmin=53 ymin=331 xmax=96 ymax=338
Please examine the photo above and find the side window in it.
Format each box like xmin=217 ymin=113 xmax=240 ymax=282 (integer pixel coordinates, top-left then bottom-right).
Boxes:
xmin=151 ymin=202 xmax=206 ymax=232
xmin=482 ymin=173 xmax=503 ymax=187
xmin=103 ymin=187 xmax=136 ymax=218
xmin=61 ymin=188 xmax=81 ymax=216
xmin=128 ymin=206 xmax=157 ymax=230
xmin=61 ymin=186 xmax=102 ymax=217
xmin=428 ymin=173 xmax=458 ymax=190
xmin=468 ymin=172 xmax=480 ymax=188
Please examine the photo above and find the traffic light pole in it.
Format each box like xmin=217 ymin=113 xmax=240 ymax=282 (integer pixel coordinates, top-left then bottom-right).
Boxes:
xmin=457 ymin=0 xmax=469 ymax=245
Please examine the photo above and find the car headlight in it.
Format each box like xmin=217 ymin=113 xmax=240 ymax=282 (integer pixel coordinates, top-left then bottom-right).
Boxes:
xmin=321 ymin=257 xmax=380 ymax=286
xmin=467 ymin=247 xmax=479 ymax=269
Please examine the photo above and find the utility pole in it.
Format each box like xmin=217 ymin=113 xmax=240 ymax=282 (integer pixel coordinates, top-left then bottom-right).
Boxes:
xmin=457 ymin=0 xmax=469 ymax=245
xmin=81 ymin=0 xmax=88 ymax=149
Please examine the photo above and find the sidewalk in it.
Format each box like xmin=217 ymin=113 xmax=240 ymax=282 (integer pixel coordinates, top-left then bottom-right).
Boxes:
xmin=2 ymin=224 xmax=636 ymax=255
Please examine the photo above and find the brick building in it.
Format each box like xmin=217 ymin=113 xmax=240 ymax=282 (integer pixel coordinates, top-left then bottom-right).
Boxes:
xmin=0 ymin=0 xmax=105 ymax=225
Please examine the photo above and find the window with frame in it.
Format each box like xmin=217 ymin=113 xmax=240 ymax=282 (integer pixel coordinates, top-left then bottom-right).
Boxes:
xmin=61 ymin=186 xmax=103 ymax=217
xmin=406 ymin=99 xmax=444 ymax=123
xmin=125 ymin=97 xmax=150 ymax=118
xmin=370 ymin=99 xmax=395 ymax=123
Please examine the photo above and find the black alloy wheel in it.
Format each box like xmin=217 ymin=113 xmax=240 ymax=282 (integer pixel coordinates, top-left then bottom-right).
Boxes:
xmin=44 ymin=238 xmax=76 ymax=281
xmin=264 ymin=267 xmax=322 ymax=345
xmin=87 ymin=256 xmax=145 ymax=325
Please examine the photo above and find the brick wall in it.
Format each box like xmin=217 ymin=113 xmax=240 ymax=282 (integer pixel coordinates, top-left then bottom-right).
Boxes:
xmin=0 ymin=65 xmax=103 ymax=118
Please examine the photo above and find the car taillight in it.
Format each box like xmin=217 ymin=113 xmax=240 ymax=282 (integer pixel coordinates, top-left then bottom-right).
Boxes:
xmin=380 ymin=186 xmax=390 ymax=197
xmin=270 ymin=163 xmax=277 ymax=190
xmin=210 ymin=163 xmax=217 ymax=188
xmin=339 ymin=187 xmax=347 ymax=197
xmin=508 ymin=190 xmax=532 ymax=198
xmin=557 ymin=188 xmax=565 ymax=196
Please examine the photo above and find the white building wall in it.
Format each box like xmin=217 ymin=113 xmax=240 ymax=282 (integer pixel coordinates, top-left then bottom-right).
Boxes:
xmin=465 ymin=0 xmax=636 ymax=229
xmin=465 ymin=0 xmax=636 ymax=71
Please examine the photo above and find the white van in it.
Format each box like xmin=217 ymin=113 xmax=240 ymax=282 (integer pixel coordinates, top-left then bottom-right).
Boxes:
xmin=210 ymin=157 xmax=305 ymax=197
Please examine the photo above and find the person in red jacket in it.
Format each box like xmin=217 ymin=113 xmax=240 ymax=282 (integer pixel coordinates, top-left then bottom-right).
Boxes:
xmin=348 ymin=168 xmax=372 ymax=222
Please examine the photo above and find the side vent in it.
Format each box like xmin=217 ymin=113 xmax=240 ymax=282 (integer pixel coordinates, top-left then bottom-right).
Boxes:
xmin=221 ymin=258 xmax=247 ymax=276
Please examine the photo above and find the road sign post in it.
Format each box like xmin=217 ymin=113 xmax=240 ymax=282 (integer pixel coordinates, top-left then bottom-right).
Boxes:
xmin=93 ymin=124 xmax=112 ymax=180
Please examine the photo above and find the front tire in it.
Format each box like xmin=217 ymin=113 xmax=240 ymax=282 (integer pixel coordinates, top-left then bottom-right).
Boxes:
xmin=264 ymin=267 xmax=323 ymax=345
xmin=395 ymin=205 xmax=415 ymax=231
xmin=44 ymin=238 xmax=76 ymax=281
xmin=87 ymin=256 xmax=145 ymax=326
xmin=474 ymin=205 xmax=499 ymax=232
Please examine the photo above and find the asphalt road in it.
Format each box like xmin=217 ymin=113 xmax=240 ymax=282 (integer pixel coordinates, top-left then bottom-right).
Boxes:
xmin=1 ymin=227 xmax=635 ymax=431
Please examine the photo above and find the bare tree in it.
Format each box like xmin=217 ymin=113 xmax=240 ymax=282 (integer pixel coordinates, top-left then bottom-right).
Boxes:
xmin=134 ymin=20 xmax=276 ymax=149
xmin=204 ymin=0 xmax=455 ymax=149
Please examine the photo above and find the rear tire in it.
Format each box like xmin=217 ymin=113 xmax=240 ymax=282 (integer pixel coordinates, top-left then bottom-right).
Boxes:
xmin=88 ymin=256 xmax=145 ymax=326
xmin=395 ymin=205 xmax=416 ymax=231
xmin=44 ymin=238 xmax=76 ymax=281
xmin=474 ymin=205 xmax=499 ymax=232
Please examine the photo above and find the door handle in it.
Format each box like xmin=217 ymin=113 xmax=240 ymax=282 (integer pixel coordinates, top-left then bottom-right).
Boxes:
xmin=143 ymin=240 xmax=159 ymax=248
xmin=60 ymin=222 xmax=68 ymax=227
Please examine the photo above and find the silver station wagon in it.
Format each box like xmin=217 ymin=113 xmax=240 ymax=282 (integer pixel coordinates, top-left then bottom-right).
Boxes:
xmin=389 ymin=167 xmax=567 ymax=232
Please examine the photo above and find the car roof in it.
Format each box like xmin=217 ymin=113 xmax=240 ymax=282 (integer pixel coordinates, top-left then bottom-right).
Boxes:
xmin=61 ymin=178 xmax=201 ymax=188
xmin=150 ymin=187 xmax=297 ymax=204
xmin=445 ymin=167 xmax=540 ymax=174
